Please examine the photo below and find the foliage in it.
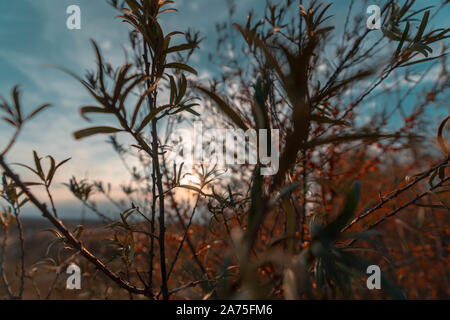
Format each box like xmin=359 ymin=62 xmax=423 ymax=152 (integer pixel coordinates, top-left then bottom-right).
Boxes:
xmin=0 ymin=0 xmax=449 ymax=300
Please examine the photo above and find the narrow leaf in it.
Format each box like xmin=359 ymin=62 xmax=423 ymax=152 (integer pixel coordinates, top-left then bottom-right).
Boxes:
xmin=73 ymin=127 xmax=123 ymax=140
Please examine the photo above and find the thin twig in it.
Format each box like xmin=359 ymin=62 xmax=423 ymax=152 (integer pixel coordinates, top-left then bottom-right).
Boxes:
xmin=141 ymin=11 xmax=169 ymax=298
xmin=12 ymin=205 xmax=25 ymax=299
xmin=169 ymin=279 xmax=216 ymax=296
xmin=45 ymin=185 xmax=58 ymax=218
xmin=0 ymin=155 xmax=149 ymax=296
xmin=167 ymin=195 xmax=200 ymax=280
xmin=0 ymin=129 xmax=20 ymax=158
xmin=343 ymin=156 xmax=450 ymax=232
xmin=349 ymin=176 xmax=449 ymax=246
xmin=0 ymin=230 xmax=13 ymax=298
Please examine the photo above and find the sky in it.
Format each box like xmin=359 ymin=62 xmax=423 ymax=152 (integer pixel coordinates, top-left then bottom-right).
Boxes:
xmin=0 ymin=0 xmax=269 ymax=217
xmin=0 ymin=0 xmax=448 ymax=218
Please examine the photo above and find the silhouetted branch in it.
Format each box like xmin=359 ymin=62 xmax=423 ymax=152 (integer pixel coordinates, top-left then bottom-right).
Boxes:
xmin=343 ymin=156 xmax=450 ymax=232
xmin=0 ymin=155 xmax=149 ymax=297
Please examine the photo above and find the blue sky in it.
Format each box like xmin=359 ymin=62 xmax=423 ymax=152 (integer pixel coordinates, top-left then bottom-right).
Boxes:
xmin=0 ymin=0 xmax=269 ymax=215
xmin=0 ymin=0 xmax=448 ymax=217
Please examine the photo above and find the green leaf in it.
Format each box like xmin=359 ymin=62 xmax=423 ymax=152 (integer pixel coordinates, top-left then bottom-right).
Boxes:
xmin=11 ymin=85 xmax=22 ymax=122
xmin=25 ymin=104 xmax=52 ymax=121
xmin=438 ymin=167 xmax=445 ymax=181
xmin=414 ymin=10 xmax=429 ymax=42
xmin=273 ymin=182 xmax=301 ymax=204
xmin=73 ymin=225 xmax=84 ymax=240
xmin=409 ymin=43 xmax=431 ymax=57
xmin=176 ymin=74 xmax=187 ymax=105
xmin=18 ymin=198 xmax=29 ymax=208
xmin=429 ymin=168 xmax=439 ymax=187
xmin=165 ymin=62 xmax=198 ymax=75
xmin=395 ymin=22 xmax=410 ymax=58
xmin=52 ymin=65 xmax=109 ymax=108
xmin=47 ymin=157 xmax=71 ymax=186
xmin=20 ymin=182 xmax=44 ymax=187
xmin=112 ymin=64 xmax=133 ymax=105
xmin=91 ymin=40 xmax=106 ymax=93
xmin=171 ymin=104 xmax=200 ymax=117
xmin=125 ymin=0 xmax=140 ymax=13
xmin=135 ymin=104 xmax=174 ymax=133
xmin=73 ymin=126 xmax=123 ymax=140
xmin=33 ymin=151 xmax=45 ymax=181
xmin=381 ymin=27 xmax=402 ymax=41
xmin=130 ymin=80 xmax=159 ymax=129
xmin=437 ymin=116 xmax=449 ymax=155
xmin=46 ymin=156 xmax=56 ymax=184
xmin=12 ymin=163 xmax=40 ymax=178
xmin=326 ymin=182 xmax=360 ymax=238
xmin=402 ymin=6 xmax=434 ymax=22
xmin=166 ymin=43 xmax=198 ymax=54
xmin=400 ymin=54 xmax=445 ymax=67
xmin=1 ymin=117 xmax=16 ymax=127
xmin=169 ymin=75 xmax=177 ymax=105
xmin=80 ymin=106 xmax=111 ymax=121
